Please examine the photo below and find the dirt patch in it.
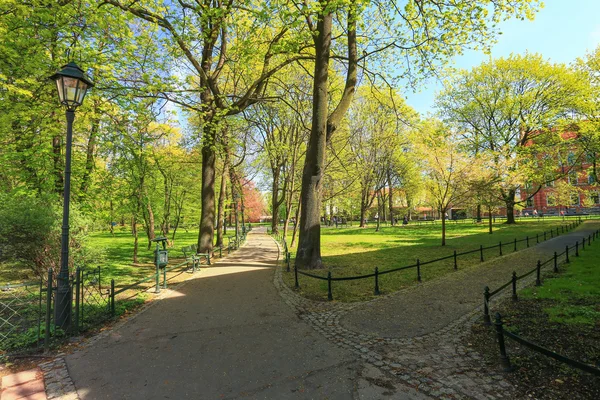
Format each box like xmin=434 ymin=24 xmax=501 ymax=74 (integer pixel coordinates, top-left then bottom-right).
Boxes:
xmin=467 ymin=298 xmax=600 ymax=399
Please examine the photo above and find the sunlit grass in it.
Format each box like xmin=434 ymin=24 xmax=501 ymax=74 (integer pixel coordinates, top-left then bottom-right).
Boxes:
xmin=282 ymin=218 xmax=586 ymax=302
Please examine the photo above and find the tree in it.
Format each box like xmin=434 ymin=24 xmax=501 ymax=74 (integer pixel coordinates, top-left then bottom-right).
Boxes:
xmin=296 ymin=0 xmax=543 ymax=268
xmin=417 ymin=121 xmax=482 ymax=245
xmin=437 ymin=53 xmax=586 ymax=223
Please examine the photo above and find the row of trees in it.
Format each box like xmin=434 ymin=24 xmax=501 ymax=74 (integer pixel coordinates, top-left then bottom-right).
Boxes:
xmin=2 ymin=0 xmax=558 ymax=273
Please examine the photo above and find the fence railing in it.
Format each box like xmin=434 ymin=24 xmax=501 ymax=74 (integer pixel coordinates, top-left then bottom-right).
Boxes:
xmin=493 ymin=313 xmax=600 ymax=376
xmin=275 ymin=218 xmax=583 ymax=300
xmin=483 ymin=228 xmax=600 ymax=376
xmin=0 ymin=235 xmax=246 ymax=353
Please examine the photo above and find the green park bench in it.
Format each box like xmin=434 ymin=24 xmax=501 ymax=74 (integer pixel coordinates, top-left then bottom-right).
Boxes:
xmin=181 ymin=244 xmax=211 ymax=271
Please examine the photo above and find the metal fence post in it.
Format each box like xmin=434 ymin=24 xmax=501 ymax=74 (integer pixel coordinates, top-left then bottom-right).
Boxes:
xmin=526 ymin=236 xmax=529 ymax=248
xmin=554 ymin=251 xmax=558 ymax=273
xmin=566 ymin=245 xmax=570 ymax=263
xmin=483 ymin=286 xmax=491 ymax=325
xmin=417 ymin=259 xmax=422 ymax=282
xmin=45 ymin=268 xmax=53 ymax=352
xmin=544 ymin=231 xmax=547 ymax=241
xmin=562 ymin=225 xmax=564 ymax=233
xmin=74 ymin=267 xmax=80 ymax=335
xmin=499 ymin=242 xmax=502 ymax=256
xmin=514 ymin=238 xmax=517 ymax=252
xmin=536 ymin=233 xmax=539 ymax=244
xmin=494 ymin=313 xmax=513 ymax=372
xmin=512 ymin=271 xmax=518 ymax=301
xmin=286 ymin=252 xmax=291 ymax=272
xmin=582 ymin=237 xmax=585 ymax=251
xmin=374 ymin=267 xmax=380 ymax=295
xmin=327 ymin=272 xmax=333 ymax=301
xmin=294 ymin=265 xmax=299 ymax=289
xmin=480 ymin=245 xmax=484 ymax=262
xmin=576 ymin=241 xmax=579 ymax=257
xmin=536 ymin=260 xmax=541 ymax=286
xmin=110 ymin=279 xmax=115 ymax=316
xmin=453 ymin=250 xmax=457 ymax=270
xmin=550 ymin=229 xmax=553 ymax=238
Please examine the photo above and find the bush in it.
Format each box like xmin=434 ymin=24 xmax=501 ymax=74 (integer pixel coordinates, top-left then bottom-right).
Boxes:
xmin=0 ymin=193 xmax=104 ymax=277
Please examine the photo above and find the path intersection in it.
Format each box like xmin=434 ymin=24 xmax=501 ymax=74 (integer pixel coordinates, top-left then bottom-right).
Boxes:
xmin=21 ymin=223 xmax=598 ymax=399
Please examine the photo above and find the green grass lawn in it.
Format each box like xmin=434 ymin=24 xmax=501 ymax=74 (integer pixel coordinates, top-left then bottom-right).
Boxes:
xmin=282 ymin=218 xmax=585 ymax=302
xmin=520 ymin=245 xmax=600 ymax=325
xmin=0 ymin=228 xmax=236 ymax=286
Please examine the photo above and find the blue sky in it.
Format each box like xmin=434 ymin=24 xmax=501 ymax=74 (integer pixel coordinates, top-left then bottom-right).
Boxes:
xmin=404 ymin=0 xmax=600 ymax=116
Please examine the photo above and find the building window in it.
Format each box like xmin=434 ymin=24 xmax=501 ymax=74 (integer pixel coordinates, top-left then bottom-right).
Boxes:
xmin=547 ymin=194 xmax=556 ymax=206
xmin=586 ymin=152 xmax=595 ymax=164
xmin=591 ymin=191 xmax=599 ymax=204
xmin=524 ymin=181 xmax=532 ymax=190
xmin=568 ymin=172 xmax=578 ymax=185
xmin=589 ymin=174 xmax=596 ymax=185
xmin=526 ymin=198 xmax=534 ymax=207
xmin=571 ymin=193 xmax=580 ymax=206
xmin=567 ymin=152 xmax=576 ymax=165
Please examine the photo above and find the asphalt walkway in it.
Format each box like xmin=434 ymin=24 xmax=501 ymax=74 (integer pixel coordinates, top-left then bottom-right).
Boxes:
xmin=65 ymin=228 xmax=361 ymax=399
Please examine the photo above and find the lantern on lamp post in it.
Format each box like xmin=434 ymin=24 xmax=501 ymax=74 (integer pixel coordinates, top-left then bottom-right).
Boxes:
xmin=49 ymin=62 xmax=94 ymax=329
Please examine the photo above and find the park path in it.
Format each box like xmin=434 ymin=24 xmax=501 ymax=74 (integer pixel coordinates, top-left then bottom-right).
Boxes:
xmin=64 ymin=227 xmax=365 ymax=400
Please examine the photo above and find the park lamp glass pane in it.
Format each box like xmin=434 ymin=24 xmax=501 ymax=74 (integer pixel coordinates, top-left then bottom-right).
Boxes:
xmin=50 ymin=62 xmax=94 ymax=110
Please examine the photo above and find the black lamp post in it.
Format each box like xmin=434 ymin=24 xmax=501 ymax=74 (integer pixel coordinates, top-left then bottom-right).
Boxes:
xmin=49 ymin=62 xmax=94 ymax=329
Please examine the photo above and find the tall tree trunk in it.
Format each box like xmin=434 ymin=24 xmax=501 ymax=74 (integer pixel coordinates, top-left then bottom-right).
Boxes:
xmin=216 ymin=160 xmax=228 ymax=247
xmin=132 ymin=215 xmax=139 ymax=263
xmin=488 ymin=206 xmax=493 ymax=234
xmin=476 ymin=204 xmax=482 ymax=223
xmin=52 ymin=135 xmax=63 ymax=197
xmin=291 ymin=201 xmax=301 ymax=248
xmin=109 ymin=200 xmax=114 ymax=236
xmin=79 ymin=117 xmax=99 ymax=200
xmin=145 ymin=199 xmax=155 ymax=249
xmin=388 ymin=171 xmax=394 ymax=226
xmin=360 ymin=200 xmax=367 ymax=228
xmin=375 ymin=190 xmax=381 ymax=232
xmin=172 ymin=190 xmax=186 ymax=243
xmin=271 ymin=166 xmax=280 ymax=233
xmin=198 ymin=132 xmax=216 ymax=252
xmin=504 ymin=189 xmax=517 ymax=224
xmin=441 ymin=210 xmax=447 ymax=246
xmin=295 ymin=13 xmax=332 ymax=270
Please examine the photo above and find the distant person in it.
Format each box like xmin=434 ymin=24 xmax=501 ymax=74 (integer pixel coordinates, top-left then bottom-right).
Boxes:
xmin=402 ymin=216 xmax=408 ymax=226
xmin=533 ymin=209 xmax=538 ymax=217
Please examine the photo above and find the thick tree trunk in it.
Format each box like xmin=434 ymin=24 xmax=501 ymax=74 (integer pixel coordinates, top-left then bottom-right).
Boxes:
xmin=216 ymin=161 xmax=227 ymax=247
xmin=488 ymin=206 xmax=493 ymax=234
xmin=295 ymin=13 xmax=332 ymax=270
xmin=375 ymin=191 xmax=381 ymax=232
xmin=477 ymin=204 xmax=482 ymax=223
xmin=504 ymin=189 xmax=516 ymax=224
xmin=360 ymin=200 xmax=367 ymax=228
xmin=441 ymin=212 xmax=447 ymax=246
xmin=198 ymin=136 xmax=216 ymax=252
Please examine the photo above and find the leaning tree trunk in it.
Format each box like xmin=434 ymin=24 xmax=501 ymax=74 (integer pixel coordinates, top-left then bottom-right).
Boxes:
xmin=144 ymin=199 xmax=155 ymax=250
xmin=295 ymin=13 xmax=332 ymax=270
xmin=198 ymin=128 xmax=217 ymax=253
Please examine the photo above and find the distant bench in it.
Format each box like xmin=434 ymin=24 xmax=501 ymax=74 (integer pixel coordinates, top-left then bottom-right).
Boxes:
xmin=181 ymin=244 xmax=211 ymax=271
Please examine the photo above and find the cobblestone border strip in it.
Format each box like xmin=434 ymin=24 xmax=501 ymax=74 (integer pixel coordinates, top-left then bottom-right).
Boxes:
xmin=270 ymin=237 xmax=521 ymax=399
xmin=39 ymin=357 xmax=78 ymax=400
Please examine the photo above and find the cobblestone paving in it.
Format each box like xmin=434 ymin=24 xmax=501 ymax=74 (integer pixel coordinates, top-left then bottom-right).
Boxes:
xmin=273 ymin=222 xmax=600 ymax=399
xmin=39 ymin=358 xmax=77 ymax=400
